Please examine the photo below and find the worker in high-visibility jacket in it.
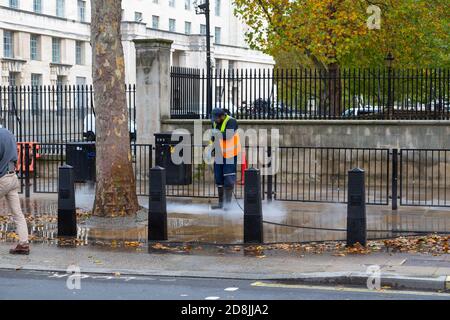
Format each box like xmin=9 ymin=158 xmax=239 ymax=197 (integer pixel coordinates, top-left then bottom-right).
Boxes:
xmin=209 ymin=108 xmax=240 ymax=210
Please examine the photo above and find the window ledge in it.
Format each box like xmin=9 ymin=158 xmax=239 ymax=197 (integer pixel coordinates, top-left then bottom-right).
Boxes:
xmin=1 ymin=57 xmax=27 ymax=63
xmin=50 ymin=62 xmax=73 ymax=67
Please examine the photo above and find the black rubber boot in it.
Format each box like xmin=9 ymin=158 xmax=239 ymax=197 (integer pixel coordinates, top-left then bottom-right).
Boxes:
xmin=211 ymin=186 xmax=224 ymax=209
xmin=223 ymin=187 xmax=233 ymax=211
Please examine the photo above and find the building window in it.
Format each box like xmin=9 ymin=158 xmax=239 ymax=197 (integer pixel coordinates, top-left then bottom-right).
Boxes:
xmin=78 ymin=1 xmax=86 ymax=22
xmin=185 ymin=21 xmax=191 ymax=35
xmin=8 ymin=72 xmax=17 ymax=86
xmin=8 ymin=73 xmax=19 ymax=112
xmin=30 ymin=34 xmax=40 ymax=60
xmin=75 ymin=77 xmax=86 ymax=108
xmin=56 ymin=76 xmax=65 ymax=109
xmin=76 ymin=77 xmax=86 ymax=86
xmin=52 ymin=38 xmax=61 ymax=63
xmin=56 ymin=0 xmax=65 ymax=18
xmin=33 ymin=0 xmax=42 ymax=13
xmin=56 ymin=76 xmax=65 ymax=86
xmin=9 ymin=0 xmax=19 ymax=9
xmin=134 ymin=12 xmax=143 ymax=22
xmin=200 ymin=24 xmax=206 ymax=35
xmin=152 ymin=15 xmax=159 ymax=29
xmin=169 ymin=19 xmax=176 ymax=32
xmin=31 ymin=74 xmax=42 ymax=112
xmin=215 ymin=0 xmax=221 ymax=16
xmin=3 ymin=31 xmax=14 ymax=58
xmin=76 ymin=41 xmax=84 ymax=65
xmin=185 ymin=0 xmax=190 ymax=10
xmin=214 ymin=27 xmax=221 ymax=44
xmin=169 ymin=0 xmax=175 ymax=7
xmin=31 ymin=73 xmax=41 ymax=87
xmin=215 ymin=59 xmax=222 ymax=69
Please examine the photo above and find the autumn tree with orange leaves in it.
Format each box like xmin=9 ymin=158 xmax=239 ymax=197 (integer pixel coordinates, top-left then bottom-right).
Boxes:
xmin=234 ymin=0 xmax=449 ymax=114
xmin=234 ymin=0 xmax=449 ymax=68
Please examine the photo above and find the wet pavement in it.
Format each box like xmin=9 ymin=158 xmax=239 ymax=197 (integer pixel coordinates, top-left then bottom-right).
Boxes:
xmin=1 ymin=192 xmax=450 ymax=250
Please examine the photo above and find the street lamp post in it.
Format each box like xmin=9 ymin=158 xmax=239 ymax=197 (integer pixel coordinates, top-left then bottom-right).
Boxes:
xmin=385 ymin=52 xmax=394 ymax=119
xmin=194 ymin=0 xmax=213 ymax=117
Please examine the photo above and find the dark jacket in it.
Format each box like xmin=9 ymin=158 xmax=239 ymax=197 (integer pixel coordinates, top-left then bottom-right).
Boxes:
xmin=0 ymin=128 xmax=17 ymax=178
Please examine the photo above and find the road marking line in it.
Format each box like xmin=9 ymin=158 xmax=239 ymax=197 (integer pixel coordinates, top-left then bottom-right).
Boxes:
xmin=224 ymin=287 xmax=239 ymax=292
xmin=251 ymin=281 xmax=450 ymax=297
xmin=48 ymin=273 xmax=68 ymax=278
xmin=123 ymin=277 xmax=136 ymax=282
xmin=205 ymin=296 xmax=220 ymax=300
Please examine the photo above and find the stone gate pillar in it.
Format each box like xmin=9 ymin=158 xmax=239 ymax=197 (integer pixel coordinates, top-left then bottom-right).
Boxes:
xmin=133 ymin=39 xmax=173 ymax=145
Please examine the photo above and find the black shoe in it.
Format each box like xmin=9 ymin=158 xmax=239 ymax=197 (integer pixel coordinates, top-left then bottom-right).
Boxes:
xmin=211 ymin=186 xmax=224 ymax=210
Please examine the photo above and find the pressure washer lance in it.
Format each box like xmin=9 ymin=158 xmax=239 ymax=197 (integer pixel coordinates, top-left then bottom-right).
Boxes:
xmin=232 ymin=190 xmax=244 ymax=213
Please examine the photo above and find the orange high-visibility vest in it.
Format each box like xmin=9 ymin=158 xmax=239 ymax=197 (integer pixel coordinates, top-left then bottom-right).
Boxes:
xmin=213 ymin=115 xmax=241 ymax=159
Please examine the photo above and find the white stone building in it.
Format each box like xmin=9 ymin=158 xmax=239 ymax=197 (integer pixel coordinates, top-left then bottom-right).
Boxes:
xmin=0 ymin=0 xmax=274 ymax=87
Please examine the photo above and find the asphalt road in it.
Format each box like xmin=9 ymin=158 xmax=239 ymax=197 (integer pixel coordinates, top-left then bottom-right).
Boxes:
xmin=0 ymin=269 xmax=449 ymax=300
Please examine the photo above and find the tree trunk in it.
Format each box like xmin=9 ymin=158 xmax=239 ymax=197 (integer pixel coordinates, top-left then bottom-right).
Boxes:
xmin=307 ymin=55 xmax=324 ymax=116
xmin=310 ymin=58 xmax=342 ymax=118
xmin=327 ymin=62 xmax=342 ymax=118
xmin=91 ymin=0 xmax=139 ymax=217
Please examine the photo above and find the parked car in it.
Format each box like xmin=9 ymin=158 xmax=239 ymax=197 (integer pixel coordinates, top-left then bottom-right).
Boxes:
xmin=83 ymin=114 xmax=136 ymax=142
xmin=250 ymin=99 xmax=279 ymax=117
xmin=415 ymin=99 xmax=450 ymax=112
xmin=175 ymin=102 xmax=237 ymax=119
xmin=341 ymin=106 xmax=381 ymax=118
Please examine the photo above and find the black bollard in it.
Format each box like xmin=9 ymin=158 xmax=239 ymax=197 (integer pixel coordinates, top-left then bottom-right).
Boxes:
xmin=148 ymin=166 xmax=168 ymax=241
xmin=244 ymin=168 xmax=263 ymax=244
xmin=57 ymin=165 xmax=77 ymax=237
xmin=347 ymin=168 xmax=367 ymax=246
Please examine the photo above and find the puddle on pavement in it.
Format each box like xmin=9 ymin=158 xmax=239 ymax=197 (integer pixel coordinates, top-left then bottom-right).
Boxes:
xmin=1 ymin=197 xmax=450 ymax=253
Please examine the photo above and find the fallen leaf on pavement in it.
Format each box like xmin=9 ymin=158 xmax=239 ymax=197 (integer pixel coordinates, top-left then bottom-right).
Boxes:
xmin=124 ymin=241 xmax=141 ymax=248
xmin=333 ymin=253 xmax=346 ymax=257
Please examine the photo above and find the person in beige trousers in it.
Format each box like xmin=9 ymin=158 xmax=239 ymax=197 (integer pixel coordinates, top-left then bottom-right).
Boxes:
xmin=0 ymin=127 xmax=29 ymax=254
